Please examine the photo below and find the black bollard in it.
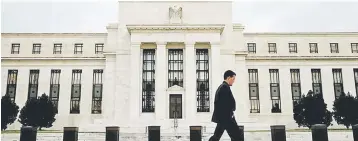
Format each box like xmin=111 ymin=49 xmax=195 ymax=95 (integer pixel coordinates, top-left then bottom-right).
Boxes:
xmin=270 ymin=125 xmax=286 ymax=141
xmin=106 ymin=126 xmax=120 ymax=141
xmin=190 ymin=126 xmax=202 ymax=141
xmin=63 ymin=127 xmax=78 ymax=141
xmin=148 ymin=126 xmax=160 ymax=141
xmin=353 ymin=124 xmax=358 ymax=141
xmin=20 ymin=126 xmax=37 ymax=141
xmin=311 ymin=124 xmax=328 ymax=141
xmin=238 ymin=125 xmax=245 ymax=141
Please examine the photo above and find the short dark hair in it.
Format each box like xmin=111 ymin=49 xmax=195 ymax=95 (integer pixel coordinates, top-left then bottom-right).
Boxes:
xmin=223 ymin=70 xmax=236 ymax=80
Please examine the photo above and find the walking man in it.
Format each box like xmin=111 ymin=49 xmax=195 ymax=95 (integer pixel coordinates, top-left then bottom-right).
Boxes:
xmin=209 ymin=70 xmax=242 ymax=141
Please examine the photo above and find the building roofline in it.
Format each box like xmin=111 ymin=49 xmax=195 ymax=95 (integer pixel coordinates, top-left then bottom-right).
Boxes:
xmin=243 ymin=32 xmax=358 ymax=36
xmin=1 ymin=33 xmax=107 ymax=37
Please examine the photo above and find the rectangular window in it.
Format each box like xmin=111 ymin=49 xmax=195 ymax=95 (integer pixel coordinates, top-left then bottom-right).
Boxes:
xmin=268 ymin=43 xmax=277 ymax=53
xmin=142 ymin=49 xmax=156 ymax=112
xmin=290 ymin=69 xmax=301 ymax=106
xmin=49 ymin=69 xmax=61 ymax=113
xmin=247 ymin=43 xmax=256 ymax=54
xmin=32 ymin=44 xmax=41 ymax=54
xmin=332 ymin=69 xmax=344 ymax=99
xmin=168 ymin=49 xmax=184 ymax=87
xmin=248 ymin=69 xmax=260 ymax=113
xmin=330 ymin=43 xmax=339 ymax=53
xmin=70 ymin=69 xmax=82 ymax=114
xmin=311 ymin=69 xmax=323 ymax=95
xmin=196 ymin=49 xmax=210 ymax=112
xmin=289 ymin=43 xmax=297 ymax=53
xmin=351 ymin=43 xmax=358 ymax=53
xmin=309 ymin=43 xmax=318 ymax=53
xmin=92 ymin=69 xmax=103 ymax=114
xmin=28 ymin=70 xmax=40 ymax=99
xmin=53 ymin=43 xmax=62 ymax=54
xmin=95 ymin=43 xmax=104 ymax=54
xmin=269 ymin=69 xmax=281 ymax=113
xmin=11 ymin=44 xmax=20 ymax=54
xmin=74 ymin=43 xmax=83 ymax=54
xmin=354 ymin=69 xmax=358 ymax=96
xmin=6 ymin=70 xmax=18 ymax=102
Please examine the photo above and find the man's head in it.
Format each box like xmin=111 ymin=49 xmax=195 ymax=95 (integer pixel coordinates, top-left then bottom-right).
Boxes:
xmin=223 ymin=70 xmax=236 ymax=86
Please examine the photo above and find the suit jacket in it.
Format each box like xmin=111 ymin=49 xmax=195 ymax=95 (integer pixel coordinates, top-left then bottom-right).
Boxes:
xmin=211 ymin=81 xmax=236 ymax=124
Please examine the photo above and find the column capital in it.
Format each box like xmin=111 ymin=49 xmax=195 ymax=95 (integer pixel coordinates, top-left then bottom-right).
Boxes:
xmin=156 ymin=42 xmax=167 ymax=46
xmin=184 ymin=41 xmax=196 ymax=46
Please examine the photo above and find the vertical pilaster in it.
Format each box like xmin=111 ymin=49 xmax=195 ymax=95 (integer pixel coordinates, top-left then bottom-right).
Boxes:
xmin=321 ymin=67 xmax=334 ymax=110
xmin=155 ymin=42 xmax=167 ymax=120
xmin=114 ymin=48 xmax=131 ymax=126
xmin=234 ymin=55 xmax=250 ymax=121
xmin=129 ymin=42 xmax=141 ymax=122
xmin=342 ymin=67 xmax=355 ymax=95
xmin=210 ymin=42 xmax=221 ymax=112
xmin=102 ymin=55 xmax=116 ymax=123
xmin=185 ymin=42 xmax=196 ymax=121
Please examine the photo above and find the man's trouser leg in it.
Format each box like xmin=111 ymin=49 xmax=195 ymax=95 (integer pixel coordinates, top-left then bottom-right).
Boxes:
xmin=209 ymin=123 xmax=225 ymax=141
xmin=226 ymin=118 xmax=243 ymax=141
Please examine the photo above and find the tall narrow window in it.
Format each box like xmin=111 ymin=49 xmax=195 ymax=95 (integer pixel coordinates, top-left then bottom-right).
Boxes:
xmin=290 ymin=69 xmax=301 ymax=106
xmin=53 ymin=43 xmax=62 ymax=54
xmin=196 ymin=49 xmax=210 ymax=112
xmin=248 ymin=69 xmax=260 ymax=113
xmin=95 ymin=43 xmax=104 ymax=54
xmin=268 ymin=43 xmax=277 ymax=53
xmin=247 ymin=43 xmax=256 ymax=54
xmin=354 ymin=69 xmax=358 ymax=96
xmin=168 ymin=49 xmax=184 ymax=87
xmin=49 ymin=69 xmax=61 ymax=113
xmin=142 ymin=49 xmax=156 ymax=112
xmin=309 ymin=43 xmax=318 ymax=53
xmin=289 ymin=43 xmax=297 ymax=53
xmin=32 ymin=44 xmax=41 ymax=54
xmin=74 ymin=43 xmax=83 ymax=54
xmin=28 ymin=70 xmax=40 ymax=99
xmin=92 ymin=69 xmax=103 ymax=114
xmin=351 ymin=43 xmax=358 ymax=53
xmin=311 ymin=69 xmax=323 ymax=95
xmin=11 ymin=44 xmax=20 ymax=54
xmin=6 ymin=70 xmax=18 ymax=102
xmin=70 ymin=69 xmax=82 ymax=114
xmin=330 ymin=43 xmax=339 ymax=53
xmin=332 ymin=69 xmax=344 ymax=99
xmin=269 ymin=69 xmax=281 ymax=113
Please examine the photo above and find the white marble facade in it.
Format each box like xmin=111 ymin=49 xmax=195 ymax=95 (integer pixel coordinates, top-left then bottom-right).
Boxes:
xmin=1 ymin=1 xmax=358 ymax=133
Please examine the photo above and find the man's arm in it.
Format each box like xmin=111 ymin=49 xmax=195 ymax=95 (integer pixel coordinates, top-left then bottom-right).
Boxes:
xmin=217 ymin=85 xmax=233 ymax=118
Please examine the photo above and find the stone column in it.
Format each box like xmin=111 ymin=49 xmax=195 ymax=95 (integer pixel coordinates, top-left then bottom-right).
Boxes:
xmin=185 ymin=42 xmax=196 ymax=121
xmin=129 ymin=42 xmax=141 ymax=122
xmin=155 ymin=42 xmax=167 ymax=120
xmin=210 ymin=42 xmax=221 ymax=111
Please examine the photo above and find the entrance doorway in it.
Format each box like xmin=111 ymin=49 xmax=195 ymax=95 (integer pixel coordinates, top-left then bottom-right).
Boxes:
xmin=169 ymin=94 xmax=182 ymax=119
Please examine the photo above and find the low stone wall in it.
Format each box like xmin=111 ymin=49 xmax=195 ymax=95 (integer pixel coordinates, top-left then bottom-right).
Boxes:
xmin=1 ymin=131 xmax=354 ymax=141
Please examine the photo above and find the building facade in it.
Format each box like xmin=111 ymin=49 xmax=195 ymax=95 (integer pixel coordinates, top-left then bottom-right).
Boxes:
xmin=1 ymin=1 xmax=358 ymax=133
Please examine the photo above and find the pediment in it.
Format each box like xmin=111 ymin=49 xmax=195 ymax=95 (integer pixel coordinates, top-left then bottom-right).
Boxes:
xmin=166 ymin=85 xmax=185 ymax=92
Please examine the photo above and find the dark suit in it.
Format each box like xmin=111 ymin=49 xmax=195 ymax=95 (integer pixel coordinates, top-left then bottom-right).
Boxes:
xmin=209 ymin=81 xmax=242 ymax=141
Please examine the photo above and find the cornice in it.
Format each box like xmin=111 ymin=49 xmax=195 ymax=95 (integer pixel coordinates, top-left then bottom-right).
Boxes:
xmin=1 ymin=33 xmax=107 ymax=37
xmin=126 ymin=24 xmax=225 ymax=34
xmin=243 ymin=32 xmax=358 ymax=37
xmin=1 ymin=57 xmax=106 ymax=60
xmin=245 ymin=56 xmax=358 ymax=61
